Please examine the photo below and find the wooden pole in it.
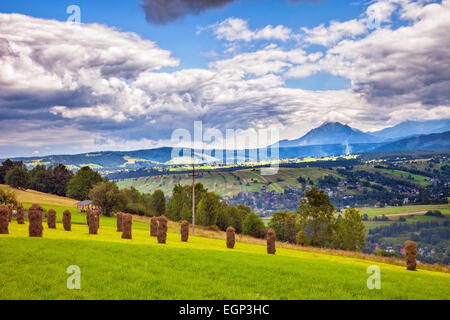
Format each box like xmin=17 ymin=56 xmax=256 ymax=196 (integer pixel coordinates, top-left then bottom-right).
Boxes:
xmin=192 ymin=164 xmax=195 ymax=234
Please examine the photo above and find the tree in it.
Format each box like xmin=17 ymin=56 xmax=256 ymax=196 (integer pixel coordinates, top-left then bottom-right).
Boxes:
xmin=67 ymin=166 xmax=103 ymax=200
xmin=180 ymin=203 xmax=192 ymax=221
xmin=0 ymin=159 xmax=24 ymax=184
xmin=268 ymin=211 xmax=299 ymax=243
xmin=242 ymin=211 xmax=266 ymax=238
xmin=5 ymin=167 xmax=29 ymax=189
xmin=334 ymin=208 xmax=366 ymax=251
xmin=51 ymin=164 xmax=73 ymax=196
xmin=296 ymin=230 xmax=309 ymax=246
xmin=120 ymin=187 xmax=153 ymax=216
xmin=0 ymin=188 xmax=17 ymax=205
xmin=237 ymin=204 xmax=251 ymax=224
xmin=196 ymin=192 xmax=221 ymax=226
xmin=297 ymin=187 xmax=336 ymax=247
xmin=29 ymin=165 xmax=55 ymax=193
xmin=216 ymin=206 xmax=233 ymax=231
xmin=225 ymin=205 xmax=244 ymax=233
xmin=167 ymin=183 xmax=207 ymax=221
xmin=89 ymin=181 xmax=124 ymax=217
xmin=151 ymin=190 xmax=166 ymax=217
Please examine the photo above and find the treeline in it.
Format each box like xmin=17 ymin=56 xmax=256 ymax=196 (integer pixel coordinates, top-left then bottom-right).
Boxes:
xmin=0 ymin=159 xmax=73 ymax=196
xmin=165 ymin=183 xmax=266 ymax=238
xmin=268 ymin=188 xmax=366 ymax=251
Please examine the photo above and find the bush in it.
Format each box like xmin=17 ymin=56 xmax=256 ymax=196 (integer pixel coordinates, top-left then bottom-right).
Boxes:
xmin=296 ymin=230 xmax=309 ymax=246
xmin=216 ymin=208 xmax=233 ymax=231
xmin=268 ymin=211 xmax=299 ymax=243
xmin=196 ymin=193 xmax=221 ymax=227
xmin=242 ymin=212 xmax=266 ymax=238
xmin=0 ymin=188 xmax=17 ymax=206
xmin=425 ymin=210 xmax=443 ymax=217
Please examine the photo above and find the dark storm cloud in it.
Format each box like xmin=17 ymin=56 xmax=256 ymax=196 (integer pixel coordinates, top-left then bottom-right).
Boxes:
xmin=141 ymin=0 xmax=318 ymax=24
xmin=141 ymin=0 xmax=235 ymax=24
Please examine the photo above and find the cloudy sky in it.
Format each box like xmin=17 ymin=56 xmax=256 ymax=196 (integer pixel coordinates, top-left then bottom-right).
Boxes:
xmin=0 ymin=0 xmax=449 ymax=158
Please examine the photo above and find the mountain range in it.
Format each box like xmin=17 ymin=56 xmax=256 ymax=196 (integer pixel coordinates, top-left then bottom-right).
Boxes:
xmin=2 ymin=120 xmax=449 ymax=171
xmin=278 ymin=119 xmax=450 ymax=148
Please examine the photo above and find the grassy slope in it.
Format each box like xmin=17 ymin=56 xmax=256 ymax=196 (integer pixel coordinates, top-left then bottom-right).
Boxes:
xmin=116 ymin=164 xmax=434 ymax=198
xmin=0 ymin=184 xmax=77 ymax=207
xmin=1 ymin=187 xmax=449 ymax=300
xmin=117 ymin=167 xmax=339 ymax=196
xmin=1 ymin=222 xmax=450 ymax=300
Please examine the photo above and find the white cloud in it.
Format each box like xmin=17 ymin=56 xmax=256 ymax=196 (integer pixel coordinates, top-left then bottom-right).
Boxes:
xmin=300 ymin=19 xmax=367 ymax=47
xmin=1 ymin=1 xmax=450 ymax=156
xmin=208 ymin=18 xmax=292 ymax=42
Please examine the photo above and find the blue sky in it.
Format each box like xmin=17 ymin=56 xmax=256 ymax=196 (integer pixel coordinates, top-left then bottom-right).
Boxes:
xmin=0 ymin=0 xmax=449 ymax=157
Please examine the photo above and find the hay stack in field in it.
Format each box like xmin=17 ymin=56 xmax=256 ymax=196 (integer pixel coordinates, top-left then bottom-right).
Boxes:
xmin=16 ymin=203 xmax=25 ymax=224
xmin=96 ymin=210 xmax=100 ymax=229
xmin=157 ymin=215 xmax=168 ymax=244
xmin=63 ymin=210 xmax=71 ymax=231
xmin=150 ymin=216 xmax=158 ymax=237
xmin=267 ymin=229 xmax=276 ymax=255
xmin=405 ymin=241 xmax=417 ymax=271
xmin=28 ymin=204 xmax=43 ymax=237
xmin=0 ymin=205 xmax=9 ymax=234
xmin=87 ymin=210 xmax=98 ymax=235
xmin=121 ymin=214 xmax=132 ymax=240
xmin=7 ymin=205 xmax=12 ymax=222
xmin=180 ymin=220 xmax=189 ymax=242
xmin=116 ymin=212 xmax=123 ymax=232
xmin=226 ymin=226 xmax=235 ymax=249
xmin=47 ymin=209 xmax=57 ymax=229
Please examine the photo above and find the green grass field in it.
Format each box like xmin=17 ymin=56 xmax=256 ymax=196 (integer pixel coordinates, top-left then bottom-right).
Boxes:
xmin=359 ymin=204 xmax=450 ymax=218
xmin=1 ymin=188 xmax=449 ymax=300
xmin=1 ymin=221 xmax=450 ymax=300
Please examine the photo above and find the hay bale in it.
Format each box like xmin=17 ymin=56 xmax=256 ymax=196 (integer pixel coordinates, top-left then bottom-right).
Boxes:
xmin=7 ymin=204 xmax=12 ymax=222
xmin=157 ymin=215 xmax=168 ymax=244
xmin=94 ymin=208 xmax=101 ymax=229
xmin=16 ymin=203 xmax=25 ymax=224
xmin=226 ymin=226 xmax=235 ymax=249
xmin=28 ymin=203 xmax=43 ymax=238
xmin=0 ymin=205 xmax=9 ymax=234
xmin=267 ymin=228 xmax=276 ymax=255
xmin=180 ymin=220 xmax=189 ymax=242
xmin=87 ymin=210 xmax=98 ymax=235
xmin=117 ymin=212 xmax=123 ymax=232
xmin=150 ymin=216 xmax=158 ymax=237
xmin=405 ymin=240 xmax=417 ymax=271
xmin=121 ymin=214 xmax=132 ymax=240
xmin=63 ymin=210 xmax=71 ymax=231
xmin=47 ymin=209 xmax=57 ymax=229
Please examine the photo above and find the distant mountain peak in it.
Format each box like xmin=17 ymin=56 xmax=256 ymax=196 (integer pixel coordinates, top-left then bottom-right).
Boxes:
xmin=279 ymin=122 xmax=380 ymax=148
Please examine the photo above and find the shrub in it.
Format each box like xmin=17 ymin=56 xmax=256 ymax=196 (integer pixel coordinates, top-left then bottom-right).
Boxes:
xmin=0 ymin=188 xmax=17 ymax=206
xmin=296 ymin=230 xmax=309 ymax=246
xmin=243 ymin=212 xmax=266 ymax=239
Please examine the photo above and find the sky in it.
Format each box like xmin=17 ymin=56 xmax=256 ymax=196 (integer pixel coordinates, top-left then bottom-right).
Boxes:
xmin=0 ymin=0 xmax=449 ymax=158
